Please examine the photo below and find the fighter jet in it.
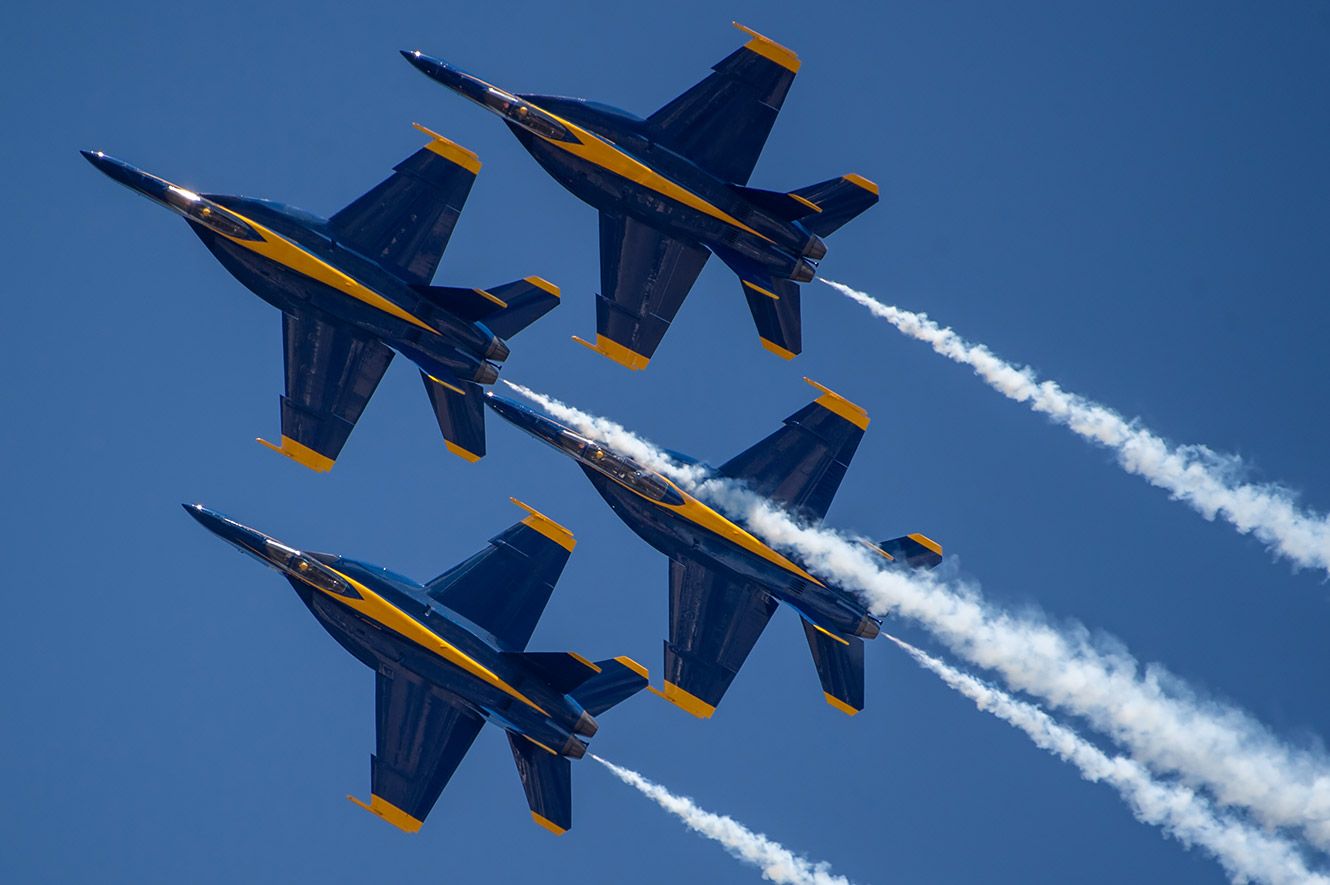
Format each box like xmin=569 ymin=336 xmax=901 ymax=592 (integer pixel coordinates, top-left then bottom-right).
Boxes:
xmin=186 ymin=500 xmax=647 ymax=835
xmin=83 ymin=126 xmax=559 ymax=470
xmin=484 ymin=380 xmax=941 ymax=719
xmin=402 ymin=22 xmax=878 ymax=370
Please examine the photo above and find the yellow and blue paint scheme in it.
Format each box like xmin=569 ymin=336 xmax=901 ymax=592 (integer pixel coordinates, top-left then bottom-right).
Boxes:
xmin=185 ymin=500 xmax=648 ymax=836
xmin=484 ymin=379 xmax=942 ymax=720
xmin=402 ymin=22 xmax=879 ymax=370
xmin=82 ymin=130 xmax=561 ymax=471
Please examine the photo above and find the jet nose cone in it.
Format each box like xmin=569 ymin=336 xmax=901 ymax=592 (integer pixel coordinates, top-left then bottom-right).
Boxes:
xmin=482 ymin=391 xmax=529 ymax=425
xmin=81 ymin=148 xmax=120 ymax=178
xmin=182 ymin=502 xmax=227 ymax=534
xmin=400 ymin=48 xmax=438 ymax=74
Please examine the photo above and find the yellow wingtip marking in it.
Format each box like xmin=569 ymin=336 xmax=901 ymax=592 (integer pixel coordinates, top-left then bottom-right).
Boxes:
xmin=524 ymin=275 xmax=561 ymax=298
xmin=732 ymin=22 xmax=801 ymax=73
xmin=412 ymin=122 xmax=482 ymax=174
xmin=571 ymin=334 xmax=650 ymax=370
xmin=803 ymin=377 xmax=870 ymax=430
xmin=531 ymin=812 xmax=568 ymax=835
xmin=759 ymin=338 xmax=798 ymax=361
xmin=824 ymin=693 xmax=861 ymax=716
xmin=787 ymin=192 xmax=823 ymax=213
xmin=842 ymin=173 xmax=880 ymax=196
xmin=743 ymin=280 xmax=781 ymax=300
xmin=613 ymin=655 xmax=649 ymax=680
xmin=347 ymin=794 xmax=423 ymax=833
xmin=510 ymin=497 xmax=576 ymax=551
xmin=908 ymin=532 xmax=943 ymax=557
xmin=444 ymin=440 xmax=483 ymax=463
xmin=658 ymin=681 xmax=717 ymax=719
xmin=257 ymin=436 xmax=334 ymax=473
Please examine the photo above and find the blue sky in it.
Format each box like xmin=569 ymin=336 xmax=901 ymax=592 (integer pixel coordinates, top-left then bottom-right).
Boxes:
xmin=4 ymin=2 xmax=1329 ymax=882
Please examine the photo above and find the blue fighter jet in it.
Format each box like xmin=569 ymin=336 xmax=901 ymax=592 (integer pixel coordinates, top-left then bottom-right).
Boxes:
xmin=403 ymin=23 xmax=878 ymax=370
xmin=485 ymin=381 xmax=941 ymax=719
xmin=187 ymin=500 xmax=648 ymax=835
xmin=84 ymin=126 xmax=560 ymax=469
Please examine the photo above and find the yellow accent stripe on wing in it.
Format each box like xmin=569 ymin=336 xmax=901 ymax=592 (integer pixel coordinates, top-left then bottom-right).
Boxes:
xmin=568 ymin=652 xmax=602 ymax=673
xmin=521 ymin=734 xmax=560 ymax=756
xmin=824 ymin=693 xmax=861 ymax=716
xmin=318 ymin=567 xmax=549 ymax=716
xmin=803 ymin=377 xmax=870 ymax=430
xmin=788 ymin=192 xmax=822 ymax=213
xmin=524 ymin=275 xmax=561 ymax=297
xmin=861 ymin=540 xmax=895 ymax=562
xmin=473 ymin=288 xmax=507 ymax=308
xmin=813 ymin=623 xmax=851 ymax=646
xmin=427 ymin=374 xmax=467 ymax=396
xmin=347 ymin=794 xmax=423 ymax=833
xmin=572 ymin=334 xmax=650 ymax=370
xmin=732 ymin=22 xmax=801 ymax=73
xmin=256 ymin=435 xmax=335 ymax=473
xmin=743 ymin=280 xmax=780 ymax=300
xmin=510 ymin=497 xmax=576 ymax=551
xmin=412 ymin=122 xmax=482 ymax=174
xmin=531 ymin=812 xmax=568 ymax=835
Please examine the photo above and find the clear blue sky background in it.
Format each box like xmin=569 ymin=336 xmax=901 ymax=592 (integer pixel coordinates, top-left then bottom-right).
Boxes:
xmin=4 ymin=2 xmax=1329 ymax=882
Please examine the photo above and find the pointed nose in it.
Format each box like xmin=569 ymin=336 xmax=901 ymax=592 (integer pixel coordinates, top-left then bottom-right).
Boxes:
xmin=483 ymin=392 xmax=533 ymax=428
xmin=183 ymin=503 xmax=271 ymax=558
xmin=82 ymin=149 xmax=172 ymax=203
xmin=400 ymin=49 xmax=481 ymax=97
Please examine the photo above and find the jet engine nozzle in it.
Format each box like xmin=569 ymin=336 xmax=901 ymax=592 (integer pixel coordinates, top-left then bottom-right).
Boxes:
xmin=485 ymin=336 xmax=511 ymax=363
xmin=473 ymin=362 xmax=500 ymax=385
xmin=561 ymin=735 xmax=588 ymax=759
xmin=803 ymin=235 xmax=827 ymax=261
xmin=854 ymin=616 xmax=881 ymax=640
xmin=792 ymin=259 xmax=816 ymax=284
xmin=573 ymin=710 xmax=599 ymax=738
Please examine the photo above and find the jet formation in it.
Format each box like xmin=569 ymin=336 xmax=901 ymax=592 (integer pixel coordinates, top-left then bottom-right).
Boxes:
xmin=404 ymin=22 xmax=879 ymax=370
xmin=187 ymin=500 xmax=647 ymax=835
xmin=485 ymin=381 xmax=941 ymax=718
xmin=84 ymin=126 xmax=559 ymax=469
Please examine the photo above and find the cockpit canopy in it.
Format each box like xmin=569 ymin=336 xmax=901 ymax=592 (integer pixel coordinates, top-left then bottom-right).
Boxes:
xmin=554 ymin=430 xmax=684 ymax=505
xmin=263 ymin=540 xmax=361 ymax=599
xmin=164 ymin=185 xmax=261 ymax=241
xmin=481 ymin=87 xmax=573 ymax=142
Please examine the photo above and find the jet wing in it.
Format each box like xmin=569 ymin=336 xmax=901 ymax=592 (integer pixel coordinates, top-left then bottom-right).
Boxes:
xmin=716 ymin=378 xmax=869 ymax=523
xmin=258 ymin=310 xmax=395 ymax=472
xmin=657 ymin=555 xmax=779 ymax=718
xmin=573 ymin=212 xmax=710 ymax=370
xmin=328 ymin=125 xmax=480 ymax=286
xmin=801 ymin=620 xmax=866 ymax=715
xmin=645 ymin=24 xmax=799 ymax=185
xmin=424 ymin=500 xmax=575 ymax=651
xmin=348 ymin=667 xmax=485 ymax=833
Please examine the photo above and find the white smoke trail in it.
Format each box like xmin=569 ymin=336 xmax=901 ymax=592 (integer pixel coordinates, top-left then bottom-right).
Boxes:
xmin=593 ymin=755 xmax=853 ymax=885
xmin=820 ymin=277 xmax=1330 ymax=576
xmin=502 ymin=381 xmax=1330 ymax=852
xmin=886 ymin=635 xmax=1328 ymax=885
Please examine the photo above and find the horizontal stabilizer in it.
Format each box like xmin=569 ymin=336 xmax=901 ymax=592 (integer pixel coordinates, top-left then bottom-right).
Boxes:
xmin=413 ymin=276 xmax=560 ymax=338
xmin=801 ymin=619 xmax=865 ymax=715
xmin=728 ymin=183 xmax=821 ymax=222
xmin=421 ymin=372 xmax=486 ymax=462
xmin=508 ymin=732 xmax=573 ymax=835
xmin=789 ymin=175 xmax=879 ymax=237
xmin=570 ymin=657 xmax=650 ymax=716
xmin=872 ymin=534 xmax=943 ymax=570
xmin=712 ymin=246 xmax=803 ymax=360
xmin=513 ymin=651 xmax=604 ymax=695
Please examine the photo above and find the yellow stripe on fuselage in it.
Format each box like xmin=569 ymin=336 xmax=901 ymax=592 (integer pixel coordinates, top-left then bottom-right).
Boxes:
xmin=600 ymin=470 xmax=822 ymax=586
xmin=210 ymin=206 xmax=438 ymax=334
xmin=315 ymin=567 xmax=549 ymax=716
xmin=528 ymin=106 xmax=771 ymax=242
